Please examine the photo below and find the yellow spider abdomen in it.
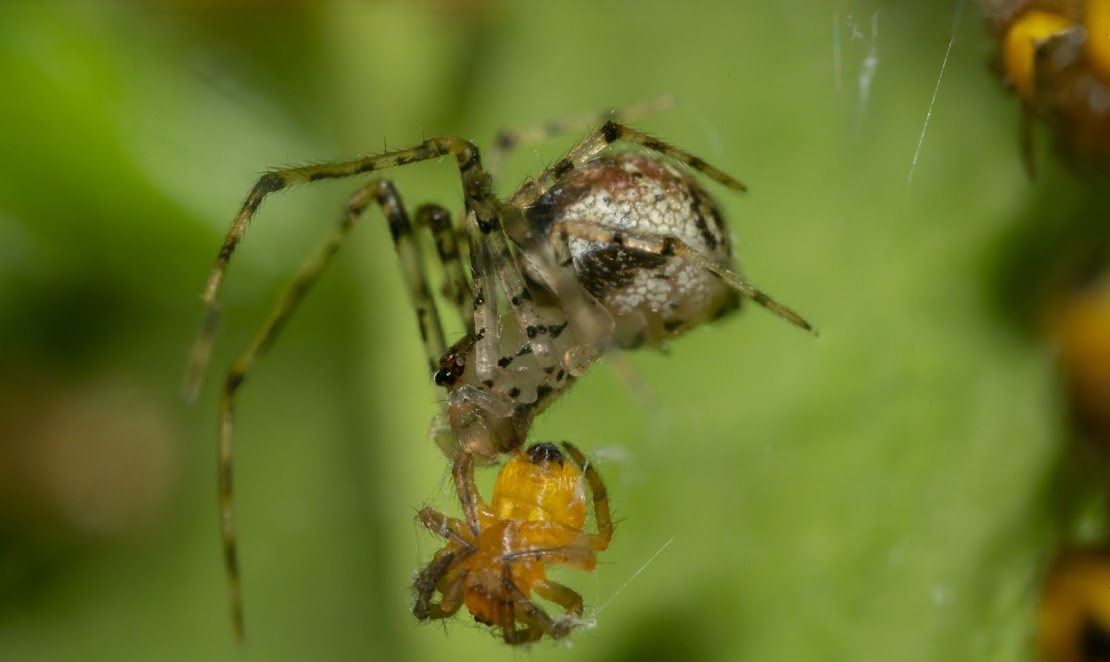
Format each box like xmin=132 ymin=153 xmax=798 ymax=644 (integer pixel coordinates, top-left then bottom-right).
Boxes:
xmin=491 ymin=443 xmax=586 ymax=529
xmin=1003 ymin=9 xmax=1074 ymax=101
xmin=1088 ymin=0 xmax=1110 ymax=84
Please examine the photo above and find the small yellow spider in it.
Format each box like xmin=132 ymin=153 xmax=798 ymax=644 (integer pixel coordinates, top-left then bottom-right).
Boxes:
xmin=1038 ymin=547 xmax=1110 ymax=662
xmin=412 ymin=441 xmax=612 ymax=644
xmin=988 ymin=0 xmax=1110 ymax=172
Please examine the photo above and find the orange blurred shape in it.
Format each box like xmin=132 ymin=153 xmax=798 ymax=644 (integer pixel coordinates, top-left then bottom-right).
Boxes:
xmin=0 ymin=374 xmax=179 ymax=540
xmin=1038 ymin=547 xmax=1110 ymax=662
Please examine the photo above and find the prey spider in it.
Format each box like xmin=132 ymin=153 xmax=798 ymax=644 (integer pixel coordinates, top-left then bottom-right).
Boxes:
xmin=186 ymin=101 xmax=813 ymax=637
xmin=413 ymin=441 xmax=611 ymax=644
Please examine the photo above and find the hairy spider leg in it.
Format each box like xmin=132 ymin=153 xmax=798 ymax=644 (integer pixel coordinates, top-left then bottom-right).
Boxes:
xmin=489 ymin=95 xmax=677 ymax=176
xmin=559 ymin=440 xmax=613 ymax=550
xmin=507 ymin=121 xmax=812 ymax=333
xmin=498 ymin=547 xmax=600 ymax=643
xmin=214 ymin=179 xmax=457 ymax=638
xmin=415 ymin=204 xmax=472 ymax=330
xmin=412 ymin=510 xmax=474 ymax=620
xmin=466 ymin=211 xmax=501 ymax=382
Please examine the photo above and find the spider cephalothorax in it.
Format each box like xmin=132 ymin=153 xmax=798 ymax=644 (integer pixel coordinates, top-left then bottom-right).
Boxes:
xmin=413 ymin=441 xmax=611 ymax=644
xmin=186 ymin=101 xmax=812 ymax=636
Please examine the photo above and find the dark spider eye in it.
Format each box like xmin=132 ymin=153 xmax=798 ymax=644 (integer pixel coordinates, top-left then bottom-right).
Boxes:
xmin=433 ymin=368 xmax=457 ymax=386
xmin=526 ymin=442 xmax=563 ymax=465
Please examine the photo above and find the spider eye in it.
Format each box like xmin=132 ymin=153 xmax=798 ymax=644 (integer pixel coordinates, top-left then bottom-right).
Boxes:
xmin=526 ymin=442 xmax=563 ymax=465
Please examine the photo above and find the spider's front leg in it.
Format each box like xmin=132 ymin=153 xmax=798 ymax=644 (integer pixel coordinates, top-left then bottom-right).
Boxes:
xmin=208 ymin=176 xmax=457 ymax=639
xmin=560 ymin=441 xmax=613 ymax=551
xmin=186 ymin=136 xmax=487 ymax=398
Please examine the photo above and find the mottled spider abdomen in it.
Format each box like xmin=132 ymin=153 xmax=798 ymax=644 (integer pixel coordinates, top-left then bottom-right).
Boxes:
xmin=525 ymin=154 xmax=741 ymax=348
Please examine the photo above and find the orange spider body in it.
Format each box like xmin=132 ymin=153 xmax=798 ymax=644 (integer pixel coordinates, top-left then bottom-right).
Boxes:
xmin=988 ymin=0 xmax=1110 ymax=169
xmin=413 ymin=442 xmax=612 ymax=644
xmin=1038 ymin=548 xmax=1110 ymax=662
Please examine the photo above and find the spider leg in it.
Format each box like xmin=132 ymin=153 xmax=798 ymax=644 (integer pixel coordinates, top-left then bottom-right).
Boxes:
xmin=210 ymin=178 xmax=455 ymax=639
xmin=499 ymin=561 xmax=581 ymax=641
xmin=560 ymin=442 xmax=613 ymax=551
xmin=415 ymin=204 xmax=472 ymax=330
xmin=489 ymin=95 xmax=676 ymax=176
xmin=412 ymin=546 xmax=471 ymax=621
xmin=417 ymin=506 xmax=471 ymax=546
xmin=451 ymin=451 xmax=491 ymax=537
xmin=186 ymin=135 xmax=487 ymax=398
xmin=510 ymin=121 xmax=747 ymax=210
xmin=465 ymin=211 xmax=500 ymax=381
xmin=533 ymin=578 xmax=584 ymax=618
xmin=548 ymin=219 xmax=813 ymax=332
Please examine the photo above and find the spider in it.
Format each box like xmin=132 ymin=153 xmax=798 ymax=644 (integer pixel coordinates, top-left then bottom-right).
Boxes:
xmin=987 ymin=0 xmax=1110 ymax=174
xmin=412 ymin=441 xmax=612 ymax=644
xmin=185 ymin=100 xmax=813 ymax=636
xmin=1038 ymin=547 xmax=1110 ymax=662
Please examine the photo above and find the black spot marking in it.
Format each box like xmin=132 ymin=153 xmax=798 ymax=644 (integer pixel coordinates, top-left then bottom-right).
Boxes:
xmin=527 ymin=442 xmax=563 ymax=465
xmin=660 ymin=237 xmax=677 ymax=256
xmin=543 ymin=365 xmax=556 ymax=375
xmin=395 ymin=154 xmax=418 ymax=166
xmin=225 ymin=371 xmax=245 ymax=393
xmin=556 ymin=369 xmax=565 ymax=381
xmin=508 ymin=387 xmax=521 ymax=398
xmin=552 ymin=159 xmax=574 ymax=178
xmin=601 ymin=121 xmax=620 ymax=144
xmin=516 ymin=344 xmax=533 ymax=356
xmin=473 ymin=290 xmax=485 ymax=307
xmin=690 ymin=198 xmax=718 ymax=250
xmin=497 ymin=356 xmax=513 ymax=368
xmin=217 ymin=239 xmax=238 ymax=265
xmin=460 ymin=146 xmax=480 ymax=172
xmin=255 ymin=172 xmax=285 ymax=194
xmin=387 ymin=212 xmax=410 ymax=241
xmin=548 ymin=322 xmax=567 ymax=338
xmin=482 ymin=379 xmax=494 ymax=388
xmin=308 ymin=171 xmax=330 ymax=182
xmin=475 ymin=328 xmax=486 ymax=341
xmin=536 ymin=384 xmax=554 ymax=400
xmin=663 ymin=319 xmax=685 ymax=334
xmin=577 ymin=244 xmax=668 ymax=300
xmin=526 ymin=325 xmax=545 ymax=338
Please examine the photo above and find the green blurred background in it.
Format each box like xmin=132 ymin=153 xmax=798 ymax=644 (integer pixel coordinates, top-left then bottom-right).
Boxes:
xmin=0 ymin=0 xmax=1102 ymax=660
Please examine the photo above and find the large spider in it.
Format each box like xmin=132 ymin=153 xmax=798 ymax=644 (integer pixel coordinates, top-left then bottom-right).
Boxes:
xmin=185 ymin=101 xmax=813 ymax=636
xmin=412 ymin=441 xmax=612 ymax=644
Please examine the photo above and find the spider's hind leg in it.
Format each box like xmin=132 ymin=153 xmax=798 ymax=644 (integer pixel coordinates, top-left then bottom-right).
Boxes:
xmin=489 ymin=95 xmax=676 ymax=175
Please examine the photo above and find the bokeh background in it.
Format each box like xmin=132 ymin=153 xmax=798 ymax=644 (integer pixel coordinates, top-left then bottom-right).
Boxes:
xmin=1 ymin=1 xmax=1106 ymax=660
